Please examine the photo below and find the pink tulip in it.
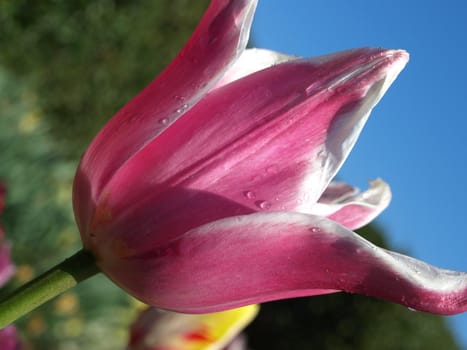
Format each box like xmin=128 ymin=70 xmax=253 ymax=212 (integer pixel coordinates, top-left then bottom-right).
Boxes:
xmin=73 ymin=0 xmax=467 ymax=315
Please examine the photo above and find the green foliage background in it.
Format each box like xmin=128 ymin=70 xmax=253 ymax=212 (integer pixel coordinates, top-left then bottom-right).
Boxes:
xmin=0 ymin=0 xmax=210 ymax=158
xmin=0 ymin=1 xmax=461 ymax=349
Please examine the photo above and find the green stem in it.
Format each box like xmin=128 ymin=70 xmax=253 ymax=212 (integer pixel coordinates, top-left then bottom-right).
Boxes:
xmin=0 ymin=249 xmax=100 ymax=328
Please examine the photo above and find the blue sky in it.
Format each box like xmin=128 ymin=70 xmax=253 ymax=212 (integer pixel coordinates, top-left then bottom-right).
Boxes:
xmin=252 ymin=0 xmax=467 ymax=346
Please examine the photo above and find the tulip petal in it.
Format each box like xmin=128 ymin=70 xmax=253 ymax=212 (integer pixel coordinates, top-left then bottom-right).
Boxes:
xmin=310 ymin=179 xmax=391 ymax=230
xmin=128 ymin=305 xmax=258 ymax=350
xmin=212 ymin=48 xmax=297 ymax=90
xmin=315 ymin=181 xmax=360 ymax=204
xmin=106 ymin=212 xmax=467 ymax=316
xmin=92 ymin=48 xmax=408 ymax=254
xmin=0 ymin=326 xmax=19 ymax=350
xmin=74 ymin=0 xmax=258 ymax=233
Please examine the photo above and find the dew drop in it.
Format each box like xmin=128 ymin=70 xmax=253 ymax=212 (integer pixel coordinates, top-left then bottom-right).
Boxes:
xmin=407 ymin=307 xmax=418 ymax=312
xmin=159 ymin=117 xmax=169 ymax=125
xmin=256 ymin=200 xmax=271 ymax=210
xmin=176 ymin=104 xmax=189 ymax=114
xmin=244 ymin=191 xmax=256 ymax=199
xmin=305 ymin=84 xmax=317 ymax=95
xmin=355 ymin=248 xmax=363 ymax=255
xmin=310 ymin=227 xmax=321 ymax=233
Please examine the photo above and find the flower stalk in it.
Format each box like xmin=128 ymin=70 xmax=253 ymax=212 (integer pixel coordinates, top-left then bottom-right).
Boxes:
xmin=0 ymin=249 xmax=99 ymax=328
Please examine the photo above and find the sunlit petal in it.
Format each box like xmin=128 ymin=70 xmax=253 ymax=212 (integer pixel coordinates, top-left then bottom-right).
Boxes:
xmin=114 ymin=212 xmax=467 ymax=316
xmin=91 ymin=48 xmax=407 ymax=257
xmin=74 ymin=0 xmax=258 ymax=235
xmin=310 ymin=179 xmax=391 ymax=230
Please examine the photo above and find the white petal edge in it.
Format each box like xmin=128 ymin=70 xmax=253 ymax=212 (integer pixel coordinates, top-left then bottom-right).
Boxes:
xmin=308 ymin=179 xmax=391 ymax=229
xmin=212 ymin=48 xmax=299 ymax=90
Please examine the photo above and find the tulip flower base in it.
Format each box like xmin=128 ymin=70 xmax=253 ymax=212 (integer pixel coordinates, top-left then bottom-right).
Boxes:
xmin=0 ymin=249 xmax=99 ymax=328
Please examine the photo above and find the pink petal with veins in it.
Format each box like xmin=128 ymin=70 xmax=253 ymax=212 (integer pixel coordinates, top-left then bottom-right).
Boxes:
xmin=311 ymin=179 xmax=391 ymax=230
xmin=88 ymin=48 xmax=407 ymax=260
xmin=73 ymin=0 xmax=258 ymax=234
xmin=113 ymin=212 xmax=466 ymax=315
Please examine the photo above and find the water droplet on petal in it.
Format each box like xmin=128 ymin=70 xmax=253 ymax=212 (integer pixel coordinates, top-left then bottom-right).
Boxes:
xmin=256 ymin=200 xmax=271 ymax=210
xmin=176 ymin=104 xmax=189 ymax=114
xmin=306 ymin=84 xmax=318 ymax=95
xmin=310 ymin=227 xmax=321 ymax=233
xmin=244 ymin=191 xmax=256 ymax=199
xmin=159 ymin=117 xmax=169 ymax=125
